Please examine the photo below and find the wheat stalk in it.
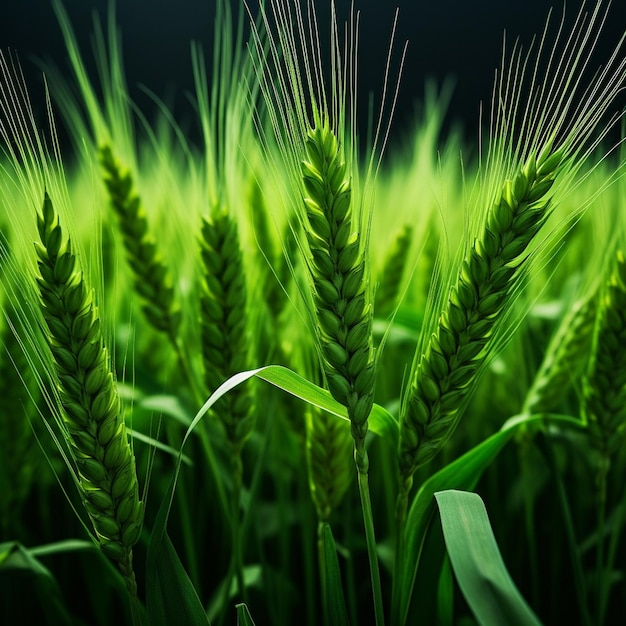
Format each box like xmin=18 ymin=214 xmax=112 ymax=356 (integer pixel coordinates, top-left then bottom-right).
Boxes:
xmin=199 ymin=203 xmax=254 ymax=605
xmin=245 ymin=2 xmax=406 ymax=622
xmin=35 ymin=192 xmax=143 ymax=596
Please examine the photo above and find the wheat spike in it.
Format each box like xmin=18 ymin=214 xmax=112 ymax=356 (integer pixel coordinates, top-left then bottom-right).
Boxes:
xmin=375 ymin=224 xmax=414 ymax=317
xmin=200 ymin=206 xmax=254 ymax=453
xmin=584 ymin=251 xmax=626 ymax=456
xmin=306 ymin=406 xmax=354 ymax=522
xmin=35 ymin=192 xmax=143 ymax=595
xmin=99 ymin=144 xmax=181 ymax=340
xmin=399 ymin=144 xmax=565 ymax=487
xmin=302 ymin=119 xmax=376 ymax=467
xmin=524 ymin=295 xmax=597 ymax=415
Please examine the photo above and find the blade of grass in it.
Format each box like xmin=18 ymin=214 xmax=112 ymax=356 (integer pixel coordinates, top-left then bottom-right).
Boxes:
xmin=437 ymin=556 xmax=454 ymax=626
xmin=392 ymin=413 xmax=582 ymax=625
xmin=435 ymin=489 xmax=542 ymax=626
xmin=320 ymin=522 xmax=350 ymax=626
xmin=236 ymin=603 xmax=257 ymax=626
xmin=145 ymin=484 xmax=209 ymax=626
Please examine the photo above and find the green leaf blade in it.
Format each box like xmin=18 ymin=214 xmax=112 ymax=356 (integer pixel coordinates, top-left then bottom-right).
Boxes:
xmin=255 ymin=365 xmax=398 ymax=444
xmin=435 ymin=489 xmax=542 ymax=626
xmin=145 ymin=527 xmax=210 ymax=626
xmin=321 ymin=523 xmax=350 ymax=626
xmin=393 ymin=414 xmax=580 ymax=625
xmin=236 ymin=602 xmax=257 ymax=626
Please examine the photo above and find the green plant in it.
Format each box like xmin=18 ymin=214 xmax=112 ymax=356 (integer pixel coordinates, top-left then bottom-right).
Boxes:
xmin=0 ymin=2 xmax=625 ymax=626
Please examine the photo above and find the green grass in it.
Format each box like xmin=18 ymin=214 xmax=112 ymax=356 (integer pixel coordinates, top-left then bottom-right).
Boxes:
xmin=1 ymin=1 xmax=625 ymax=625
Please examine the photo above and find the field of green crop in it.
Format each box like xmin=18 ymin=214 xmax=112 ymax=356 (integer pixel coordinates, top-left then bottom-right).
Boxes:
xmin=1 ymin=1 xmax=625 ymax=624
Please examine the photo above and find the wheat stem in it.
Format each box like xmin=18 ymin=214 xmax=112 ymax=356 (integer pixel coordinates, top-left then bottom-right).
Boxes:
xmin=300 ymin=118 xmax=384 ymax=623
xmin=358 ymin=470 xmax=385 ymax=626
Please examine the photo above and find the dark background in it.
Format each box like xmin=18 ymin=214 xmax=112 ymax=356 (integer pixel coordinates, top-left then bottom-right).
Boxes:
xmin=1 ymin=0 xmax=624 ymax=153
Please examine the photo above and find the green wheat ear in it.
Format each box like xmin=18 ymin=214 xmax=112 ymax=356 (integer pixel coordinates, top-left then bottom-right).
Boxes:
xmin=35 ymin=192 xmax=143 ymax=595
xmin=399 ymin=145 xmax=565 ymax=487
xmin=246 ymin=0 xmax=404 ymax=469
xmin=306 ymin=405 xmax=353 ymax=522
xmin=584 ymin=251 xmax=626 ymax=456
xmin=397 ymin=0 xmax=626 ymax=492
xmin=302 ymin=119 xmax=375 ymax=467
xmin=375 ymin=224 xmax=414 ymax=317
xmin=200 ymin=206 xmax=254 ymax=454
xmin=99 ymin=144 xmax=181 ymax=340
xmin=524 ymin=294 xmax=597 ymax=415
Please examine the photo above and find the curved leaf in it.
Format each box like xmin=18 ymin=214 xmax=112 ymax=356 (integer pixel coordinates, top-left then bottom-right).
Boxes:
xmin=146 ymin=364 xmax=398 ymax=625
xmin=28 ymin=539 xmax=95 ymax=558
xmin=435 ymin=489 xmax=542 ymax=626
xmin=255 ymin=365 xmax=398 ymax=444
xmin=392 ymin=413 xmax=581 ymax=625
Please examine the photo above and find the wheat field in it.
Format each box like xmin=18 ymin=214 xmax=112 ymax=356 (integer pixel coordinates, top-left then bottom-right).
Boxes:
xmin=1 ymin=1 xmax=625 ymax=625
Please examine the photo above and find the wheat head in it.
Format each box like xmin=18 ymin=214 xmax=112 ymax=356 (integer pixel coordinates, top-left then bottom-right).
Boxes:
xmin=584 ymin=251 xmax=626 ymax=456
xmin=375 ymin=224 xmax=414 ymax=318
xmin=306 ymin=405 xmax=354 ymax=522
xmin=398 ymin=0 xmax=626 ymax=493
xmin=99 ymin=144 xmax=181 ymax=340
xmin=524 ymin=295 xmax=597 ymax=415
xmin=200 ymin=207 xmax=254 ymax=455
xmin=399 ymin=146 xmax=565 ymax=487
xmin=301 ymin=120 xmax=376 ymax=466
xmin=35 ymin=192 xmax=143 ymax=594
